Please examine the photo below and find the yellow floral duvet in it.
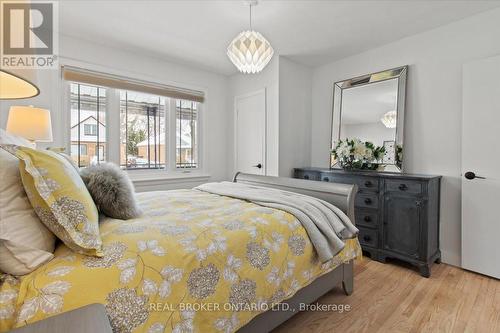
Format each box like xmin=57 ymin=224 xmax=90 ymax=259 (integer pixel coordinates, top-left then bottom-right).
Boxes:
xmin=0 ymin=189 xmax=361 ymax=333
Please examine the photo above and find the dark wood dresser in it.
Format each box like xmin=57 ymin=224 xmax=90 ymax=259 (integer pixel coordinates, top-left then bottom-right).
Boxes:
xmin=294 ymin=167 xmax=441 ymax=277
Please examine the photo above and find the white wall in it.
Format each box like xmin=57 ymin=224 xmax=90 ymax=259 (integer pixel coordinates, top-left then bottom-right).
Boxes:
xmin=310 ymin=8 xmax=500 ymax=266
xmin=278 ymin=57 xmax=312 ymax=177
xmin=227 ymin=56 xmax=280 ymax=178
xmin=226 ymin=56 xmax=312 ymax=179
xmin=1 ymin=35 xmax=230 ymax=190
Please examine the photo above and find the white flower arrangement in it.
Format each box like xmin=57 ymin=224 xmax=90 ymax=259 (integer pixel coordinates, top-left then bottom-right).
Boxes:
xmin=332 ymin=138 xmax=385 ymax=170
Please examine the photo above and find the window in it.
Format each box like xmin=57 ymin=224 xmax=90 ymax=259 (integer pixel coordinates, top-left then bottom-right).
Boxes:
xmin=70 ymin=83 xmax=106 ymax=167
xmin=71 ymin=144 xmax=87 ymax=156
xmin=64 ymin=67 xmax=204 ymax=175
xmin=84 ymin=124 xmax=97 ymax=136
xmin=176 ymin=100 xmax=198 ymax=168
xmin=120 ymin=91 xmax=166 ymax=169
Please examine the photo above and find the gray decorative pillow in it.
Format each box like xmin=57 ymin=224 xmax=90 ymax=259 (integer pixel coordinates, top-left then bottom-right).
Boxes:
xmin=80 ymin=163 xmax=141 ymax=219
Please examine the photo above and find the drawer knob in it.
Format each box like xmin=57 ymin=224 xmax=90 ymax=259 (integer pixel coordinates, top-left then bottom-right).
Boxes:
xmin=364 ymin=216 xmax=371 ymax=222
xmin=323 ymin=177 xmax=329 ymax=182
xmin=364 ymin=198 xmax=372 ymax=205
xmin=399 ymin=184 xmax=408 ymax=191
xmin=364 ymin=180 xmax=372 ymax=187
xmin=363 ymin=235 xmax=371 ymax=242
xmin=303 ymin=175 xmax=309 ymax=180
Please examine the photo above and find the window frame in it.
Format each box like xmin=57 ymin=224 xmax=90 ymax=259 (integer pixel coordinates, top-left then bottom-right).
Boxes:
xmin=119 ymin=91 xmax=166 ymax=170
xmin=71 ymin=143 xmax=87 ymax=156
xmin=67 ymin=82 xmax=108 ymax=168
xmin=83 ymin=123 xmax=97 ymax=136
xmin=63 ymin=76 xmax=205 ymax=179
xmin=175 ymin=99 xmax=199 ymax=169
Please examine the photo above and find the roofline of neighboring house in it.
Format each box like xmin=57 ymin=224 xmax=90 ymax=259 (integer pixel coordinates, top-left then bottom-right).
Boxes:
xmin=71 ymin=115 xmax=106 ymax=129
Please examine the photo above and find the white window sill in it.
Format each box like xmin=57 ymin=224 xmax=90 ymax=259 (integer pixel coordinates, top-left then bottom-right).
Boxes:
xmin=127 ymin=170 xmax=211 ymax=184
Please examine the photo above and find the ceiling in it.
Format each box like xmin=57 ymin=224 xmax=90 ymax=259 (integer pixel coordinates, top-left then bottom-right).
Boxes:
xmin=59 ymin=0 xmax=500 ymax=75
xmin=341 ymin=78 xmax=398 ymax=124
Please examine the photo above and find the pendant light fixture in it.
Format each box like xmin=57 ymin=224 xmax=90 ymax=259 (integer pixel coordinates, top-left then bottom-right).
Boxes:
xmin=227 ymin=0 xmax=274 ymax=74
xmin=0 ymin=70 xmax=39 ymax=100
xmin=381 ymin=110 xmax=397 ymax=129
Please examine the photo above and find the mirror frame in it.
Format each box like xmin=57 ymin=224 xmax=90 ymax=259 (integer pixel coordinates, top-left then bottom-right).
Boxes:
xmin=330 ymin=65 xmax=408 ymax=172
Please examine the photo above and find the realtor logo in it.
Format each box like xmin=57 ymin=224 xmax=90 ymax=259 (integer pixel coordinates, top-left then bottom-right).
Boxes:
xmin=1 ymin=0 xmax=58 ymax=69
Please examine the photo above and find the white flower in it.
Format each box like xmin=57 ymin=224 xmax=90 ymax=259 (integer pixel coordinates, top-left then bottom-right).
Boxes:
xmin=223 ymin=255 xmax=242 ymax=283
xmin=137 ymin=240 xmax=166 ymax=256
xmin=142 ymin=279 xmax=158 ymax=296
xmin=283 ymin=261 xmax=295 ymax=279
xmin=266 ymin=267 xmax=281 ymax=286
xmin=263 ymin=232 xmax=284 ymax=252
xmin=158 ymin=266 xmax=183 ymax=298
xmin=0 ymin=290 xmax=18 ymax=304
xmin=353 ymin=140 xmax=368 ymax=160
xmin=47 ymin=266 xmax=74 ymax=277
xmin=117 ymin=258 xmax=137 ymax=283
xmin=335 ymin=138 xmax=379 ymax=164
xmin=214 ymin=313 xmax=239 ymax=333
xmin=335 ymin=141 xmax=351 ymax=159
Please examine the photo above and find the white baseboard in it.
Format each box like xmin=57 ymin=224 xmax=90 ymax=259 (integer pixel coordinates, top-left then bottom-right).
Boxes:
xmin=440 ymin=249 xmax=461 ymax=267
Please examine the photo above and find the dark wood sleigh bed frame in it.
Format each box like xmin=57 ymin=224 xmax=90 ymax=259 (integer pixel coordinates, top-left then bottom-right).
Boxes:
xmin=233 ymin=173 xmax=358 ymax=333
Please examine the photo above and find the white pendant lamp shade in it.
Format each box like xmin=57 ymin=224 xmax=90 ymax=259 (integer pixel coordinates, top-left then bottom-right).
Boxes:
xmin=227 ymin=1 xmax=274 ymax=74
xmin=227 ymin=30 xmax=274 ymax=74
xmin=381 ymin=110 xmax=397 ymax=129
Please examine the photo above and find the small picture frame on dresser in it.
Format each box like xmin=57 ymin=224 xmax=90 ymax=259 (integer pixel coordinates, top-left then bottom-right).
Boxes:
xmin=382 ymin=140 xmax=396 ymax=164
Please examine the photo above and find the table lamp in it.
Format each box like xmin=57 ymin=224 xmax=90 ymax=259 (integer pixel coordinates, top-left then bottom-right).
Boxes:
xmin=7 ymin=106 xmax=53 ymax=143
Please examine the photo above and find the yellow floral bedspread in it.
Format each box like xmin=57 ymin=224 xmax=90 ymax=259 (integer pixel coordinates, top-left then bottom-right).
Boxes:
xmin=0 ymin=189 xmax=361 ymax=333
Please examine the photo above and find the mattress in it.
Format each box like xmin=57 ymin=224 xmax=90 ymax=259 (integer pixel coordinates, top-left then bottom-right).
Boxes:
xmin=0 ymin=189 xmax=361 ymax=333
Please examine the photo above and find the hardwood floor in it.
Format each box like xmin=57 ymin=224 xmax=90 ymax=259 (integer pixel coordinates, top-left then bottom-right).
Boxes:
xmin=273 ymin=257 xmax=500 ymax=333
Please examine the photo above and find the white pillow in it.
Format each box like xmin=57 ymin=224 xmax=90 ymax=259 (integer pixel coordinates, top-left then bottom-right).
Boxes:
xmin=0 ymin=129 xmax=56 ymax=275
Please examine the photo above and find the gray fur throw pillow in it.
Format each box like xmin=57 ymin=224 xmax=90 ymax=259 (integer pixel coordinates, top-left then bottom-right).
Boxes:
xmin=80 ymin=163 xmax=141 ymax=219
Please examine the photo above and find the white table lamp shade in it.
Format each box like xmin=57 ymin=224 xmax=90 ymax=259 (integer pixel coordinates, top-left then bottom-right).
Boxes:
xmin=7 ymin=106 xmax=53 ymax=142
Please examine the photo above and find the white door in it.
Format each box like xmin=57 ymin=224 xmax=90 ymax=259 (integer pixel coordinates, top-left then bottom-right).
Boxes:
xmin=462 ymin=55 xmax=500 ymax=279
xmin=234 ymin=89 xmax=266 ymax=175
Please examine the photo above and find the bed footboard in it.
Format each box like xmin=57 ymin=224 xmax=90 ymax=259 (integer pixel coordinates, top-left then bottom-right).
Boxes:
xmin=233 ymin=172 xmax=358 ymax=222
xmin=237 ymin=261 xmax=354 ymax=333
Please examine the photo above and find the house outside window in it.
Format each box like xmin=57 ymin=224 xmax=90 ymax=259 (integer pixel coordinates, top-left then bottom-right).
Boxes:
xmin=64 ymin=67 xmax=204 ymax=174
xmin=70 ymin=83 xmax=106 ymax=167
xmin=71 ymin=144 xmax=87 ymax=156
xmin=84 ymin=124 xmax=97 ymax=136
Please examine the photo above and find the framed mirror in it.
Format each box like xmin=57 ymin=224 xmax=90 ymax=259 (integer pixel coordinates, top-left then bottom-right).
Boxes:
xmin=330 ymin=66 xmax=407 ymax=172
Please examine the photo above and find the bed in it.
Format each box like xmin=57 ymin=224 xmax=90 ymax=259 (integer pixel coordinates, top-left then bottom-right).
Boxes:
xmin=0 ymin=173 xmax=361 ymax=333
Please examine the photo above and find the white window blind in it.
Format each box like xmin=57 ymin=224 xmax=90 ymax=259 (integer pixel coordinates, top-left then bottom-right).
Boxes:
xmin=62 ymin=66 xmax=205 ymax=103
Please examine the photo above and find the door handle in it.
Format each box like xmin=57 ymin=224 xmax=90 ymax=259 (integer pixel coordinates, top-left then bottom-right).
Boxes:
xmin=464 ymin=171 xmax=486 ymax=180
xmin=253 ymin=163 xmax=262 ymax=169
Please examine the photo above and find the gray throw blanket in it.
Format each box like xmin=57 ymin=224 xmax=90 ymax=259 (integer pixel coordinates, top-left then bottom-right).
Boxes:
xmin=195 ymin=182 xmax=358 ymax=263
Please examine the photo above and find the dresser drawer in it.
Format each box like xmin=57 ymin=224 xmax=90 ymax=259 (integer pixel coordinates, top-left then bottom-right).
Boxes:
xmin=386 ymin=180 xmax=422 ymax=195
xmin=295 ymin=170 xmax=320 ymax=181
xmin=319 ymin=174 xmax=378 ymax=192
xmin=355 ymin=177 xmax=379 ymax=192
xmin=319 ymin=173 xmax=338 ymax=182
xmin=358 ymin=227 xmax=378 ymax=248
xmin=355 ymin=193 xmax=379 ymax=209
xmin=355 ymin=209 xmax=379 ymax=228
